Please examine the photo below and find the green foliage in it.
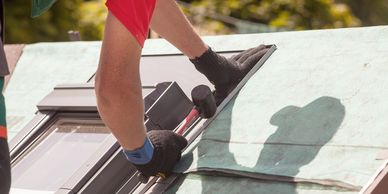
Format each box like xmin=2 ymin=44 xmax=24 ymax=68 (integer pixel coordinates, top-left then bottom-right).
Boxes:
xmin=181 ymin=0 xmax=360 ymax=32
xmin=339 ymin=0 xmax=388 ymax=26
xmin=4 ymin=0 xmax=106 ymax=43
xmin=78 ymin=1 xmax=106 ymax=41
xmin=5 ymin=0 xmax=79 ymax=43
xmin=3 ymin=0 xmax=388 ymax=43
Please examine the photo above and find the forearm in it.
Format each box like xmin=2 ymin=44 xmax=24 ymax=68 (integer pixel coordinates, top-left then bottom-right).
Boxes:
xmin=150 ymin=0 xmax=208 ymax=59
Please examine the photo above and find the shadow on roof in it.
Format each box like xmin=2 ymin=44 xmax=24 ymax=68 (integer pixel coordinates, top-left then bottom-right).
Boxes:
xmin=172 ymin=96 xmax=346 ymax=193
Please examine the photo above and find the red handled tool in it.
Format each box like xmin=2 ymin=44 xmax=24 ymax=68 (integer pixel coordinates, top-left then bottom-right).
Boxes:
xmin=176 ymin=85 xmax=217 ymax=135
xmin=137 ymin=85 xmax=217 ymax=184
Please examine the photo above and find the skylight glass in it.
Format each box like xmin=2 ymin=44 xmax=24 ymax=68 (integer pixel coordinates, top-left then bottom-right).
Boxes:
xmin=11 ymin=118 xmax=111 ymax=192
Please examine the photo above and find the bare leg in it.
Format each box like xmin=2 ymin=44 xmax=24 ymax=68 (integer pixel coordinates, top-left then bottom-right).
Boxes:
xmin=150 ymin=0 xmax=208 ymax=59
xmin=95 ymin=12 xmax=146 ymax=150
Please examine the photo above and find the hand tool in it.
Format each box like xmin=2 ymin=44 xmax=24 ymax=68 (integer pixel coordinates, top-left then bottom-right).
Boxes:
xmin=137 ymin=84 xmax=217 ymax=184
xmin=175 ymin=85 xmax=217 ymax=135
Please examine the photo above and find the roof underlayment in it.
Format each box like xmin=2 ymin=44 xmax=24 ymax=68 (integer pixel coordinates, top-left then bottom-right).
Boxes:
xmin=169 ymin=26 xmax=388 ymax=193
xmin=4 ymin=26 xmax=388 ymax=193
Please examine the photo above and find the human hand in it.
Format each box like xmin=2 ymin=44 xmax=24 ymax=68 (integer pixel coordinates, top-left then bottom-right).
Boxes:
xmin=191 ymin=45 xmax=269 ymax=104
xmin=124 ymin=130 xmax=187 ymax=183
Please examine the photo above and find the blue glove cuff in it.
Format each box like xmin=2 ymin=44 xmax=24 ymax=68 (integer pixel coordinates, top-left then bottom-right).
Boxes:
xmin=123 ymin=136 xmax=154 ymax=165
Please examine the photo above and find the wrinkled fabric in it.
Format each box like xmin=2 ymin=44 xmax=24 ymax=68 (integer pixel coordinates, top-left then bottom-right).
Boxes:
xmin=166 ymin=174 xmax=358 ymax=194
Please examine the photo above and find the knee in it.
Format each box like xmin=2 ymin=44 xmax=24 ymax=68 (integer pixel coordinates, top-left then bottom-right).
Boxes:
xmin=94 ymin=66 xmax=141 ymax=106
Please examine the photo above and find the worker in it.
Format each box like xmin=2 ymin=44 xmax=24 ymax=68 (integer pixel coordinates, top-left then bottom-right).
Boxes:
xmin=95 ymin=0 xmax=269 ymax=179
xmin=0 ymin=2 xmax=269 ymax=193
xmin=0 ymin=0 xmax=11 ymax=193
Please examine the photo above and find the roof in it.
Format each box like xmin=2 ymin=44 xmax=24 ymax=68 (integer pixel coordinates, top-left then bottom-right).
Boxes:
xmin=5 ymin=26 xmax=388 ymax=193
xmin=156 ymin=26 xmax=388 ymax=193
xmin=3 ymin=36 xmax=251 ymax=139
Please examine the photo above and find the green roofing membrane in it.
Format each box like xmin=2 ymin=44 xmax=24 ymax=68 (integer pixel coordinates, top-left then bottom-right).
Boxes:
xmin=170 ymin=26 xmax=388 ymax=193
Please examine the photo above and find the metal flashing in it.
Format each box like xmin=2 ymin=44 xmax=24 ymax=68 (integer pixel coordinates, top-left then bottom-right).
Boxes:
xmin=362 ymin=161 xmax=388 ymax=194
xmin=37 ymin=84 xmax=157 ymax=112
xmin=9 ymin=111 xmax=54 ymax=157
xmin=145 ymin=82 xmax=193 ymax=131
xmin=76 ymin=82 xmax=194 ymax=194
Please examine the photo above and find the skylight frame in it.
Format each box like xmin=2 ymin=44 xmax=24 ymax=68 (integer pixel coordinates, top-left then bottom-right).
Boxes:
xmin=11 ymin=114 xmax=114 ymax=193
xmin=8 ymin=83 xmax=156 ymax=194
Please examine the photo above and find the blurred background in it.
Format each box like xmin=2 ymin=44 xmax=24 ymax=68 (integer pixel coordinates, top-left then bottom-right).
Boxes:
xmin=4 ymin=0 xmax=388 ymax=43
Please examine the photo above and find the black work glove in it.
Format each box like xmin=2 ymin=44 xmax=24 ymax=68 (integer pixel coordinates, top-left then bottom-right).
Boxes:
xmin=190 ymin=45 xmax=269 ymax=105
xmin=130 ymin=130 xmax=187 ymax=182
